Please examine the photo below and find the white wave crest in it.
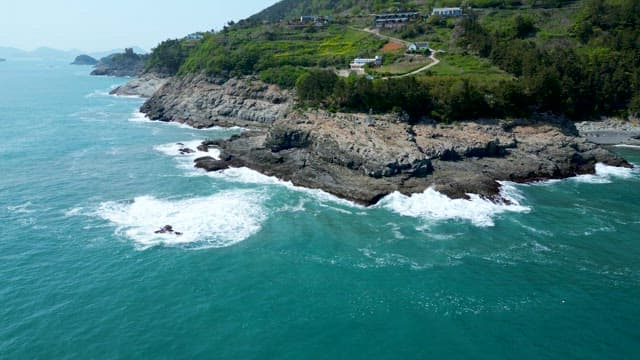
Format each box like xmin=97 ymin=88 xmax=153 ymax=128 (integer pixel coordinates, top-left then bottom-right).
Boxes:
xmin=154 ymin=140 xmax=220 ymax=161
xmin=376 ymin=183 xmax=530 ymax=227
xmin=96 ymin=190 xmax=266 ymax=249
xmin=129 ymin=111 xmax=150 ymax=123
xmin=209 ymin=167 xmax=361 ymax=207
xmin=573 ymin=163 xmax=636 ymax=184
xmin=129 ymin=111 xmax=245 ymax=131
xmin=613 ymin=144 xmax=640 ymax=149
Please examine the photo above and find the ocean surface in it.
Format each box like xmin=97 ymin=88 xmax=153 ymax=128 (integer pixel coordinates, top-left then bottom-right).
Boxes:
xmin=1 ymin=60 xmax=639 ymax=359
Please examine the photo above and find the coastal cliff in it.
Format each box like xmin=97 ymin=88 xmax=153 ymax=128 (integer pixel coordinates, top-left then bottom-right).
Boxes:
xmin=139 ymin=75 xmax=630 ymax=205
xmin=140 ymin=75 xmax=292 ymax=128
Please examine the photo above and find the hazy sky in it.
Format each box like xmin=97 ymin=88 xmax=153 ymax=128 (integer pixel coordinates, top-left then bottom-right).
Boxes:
xmin=0 ymin=0 xmax=278 ymax=52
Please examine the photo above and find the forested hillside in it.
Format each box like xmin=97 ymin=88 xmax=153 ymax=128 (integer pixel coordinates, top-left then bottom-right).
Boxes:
xmin=146 ymin=0 xmax=639 ymax=122
xmin=249 ymin=0 xmax=574 ymax=21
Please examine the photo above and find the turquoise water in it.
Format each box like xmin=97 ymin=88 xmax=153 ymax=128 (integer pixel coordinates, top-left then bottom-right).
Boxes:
xmin=1 ymin=61 xmax=639 ymax=359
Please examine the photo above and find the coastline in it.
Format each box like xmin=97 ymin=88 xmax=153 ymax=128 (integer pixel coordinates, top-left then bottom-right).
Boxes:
xmin=118 ymin=74 xmax=633 ymax=205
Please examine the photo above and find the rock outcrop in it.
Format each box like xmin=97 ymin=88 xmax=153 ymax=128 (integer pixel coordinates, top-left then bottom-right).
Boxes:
xmin=194 ymin=111 xmax=630 ymax=205
xmin=137 ymin=75 xmax=631 ymax=205
xmin=110 ymin=73 xmax=169 ymax=98
xmin=71 ymin=55 xmax=98 ymax=65
xmin=576 ymin=118 xmax=640 ymax=145
xmin=140 ymin=75 xmax=292 ymax=128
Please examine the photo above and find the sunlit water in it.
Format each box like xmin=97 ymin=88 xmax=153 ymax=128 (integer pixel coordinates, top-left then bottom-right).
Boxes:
xmin=1 ymin=61 xmax=639 ymax=359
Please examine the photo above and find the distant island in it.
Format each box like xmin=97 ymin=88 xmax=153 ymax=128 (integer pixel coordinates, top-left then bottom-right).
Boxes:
xmin=0 ymin=58 xmax=5 ymax=62
xmin=71 ymin=54 xmax=98 ymax=65
xmin=109 ymin=0 xmax=639 ymax=204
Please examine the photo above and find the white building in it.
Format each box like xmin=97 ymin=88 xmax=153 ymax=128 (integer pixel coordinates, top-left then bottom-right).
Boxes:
xmin=184 ymin=33 xmax=204 ymax=41
xmin=350 ymin=56 xmax=383 ymax=73
xmin=431 ymin=7 xmax=463 ymax=17
xmin=408 ymin=42 xmax=430 ymax=52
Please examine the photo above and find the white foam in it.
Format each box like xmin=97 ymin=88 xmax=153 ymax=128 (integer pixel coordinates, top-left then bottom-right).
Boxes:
xmin=95 ymin=190 xmax=266 ymax=249
xmin=154 ymin=140 xmax=220 ymax=161
xmin=7 ymin=202 xmax=35 ymax=214
xmin=573 ymin=163 xmax=636 ymax=184
xmin=614 ymin=144 xmax=640 ymax=149
xmin=376 ymin=183 xmax=530 ymax=227
xmin=208 ymin=167 xmax=361 ymax=208
xmin=111 ymin=93 xmax=142 ymax=99
xmin=85 ymin=90 xmax=111 ymax=98
xmin=129 ymin=111 xmax=150 ymax=123
xmin=129 ymin=111 xmax=245 ymax=132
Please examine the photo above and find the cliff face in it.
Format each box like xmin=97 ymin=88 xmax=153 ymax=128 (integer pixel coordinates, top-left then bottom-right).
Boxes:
xmin=140 ymin=75 xmax=292 ymax=128
xmin=139 ymin=75 xmax=630 ymax=205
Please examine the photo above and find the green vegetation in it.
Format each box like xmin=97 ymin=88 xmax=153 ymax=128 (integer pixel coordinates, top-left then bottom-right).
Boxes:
xmin=248 ymin=0 xmax=576 ymax=22
xmin=425 ymin=53 xmax=509 ymax=80
xmin=145 ymin=0 xmax=639 ymax=121
xmin=178 ymin=25 xmax=384 ymax=78
xmin=100 ymin=48 xmax=148 ymax=68
xmin=146 ymin=39 xmax=193 ymax=76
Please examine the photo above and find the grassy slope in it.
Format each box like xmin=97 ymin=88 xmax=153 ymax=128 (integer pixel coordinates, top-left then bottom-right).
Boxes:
xmin=178 ymin=0 xmax=586 ymax=82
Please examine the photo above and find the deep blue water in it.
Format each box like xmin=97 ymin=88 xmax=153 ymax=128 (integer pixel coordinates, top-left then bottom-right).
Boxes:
xmin=1 ymin=60 xmax=639 ymax=359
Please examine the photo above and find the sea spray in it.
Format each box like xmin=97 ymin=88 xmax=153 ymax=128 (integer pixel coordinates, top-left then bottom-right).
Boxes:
xmin=96 ymin=190 xmax=267 ymax=249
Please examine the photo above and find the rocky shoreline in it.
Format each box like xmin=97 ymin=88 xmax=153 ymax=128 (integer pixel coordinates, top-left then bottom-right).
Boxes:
xmin=576 ymin=118 xmax=640 ymax=146
xmin=125 ymin=74 xmax=632 ymax=205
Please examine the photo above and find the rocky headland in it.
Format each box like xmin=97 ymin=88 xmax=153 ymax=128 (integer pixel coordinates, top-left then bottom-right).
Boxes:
xmin=71 ymin=55 xmax=98 ymax=65
xmin=110 ymin=73 xmax=169 ymax=98
xmin=136 ymin=75 xmax=631 ymax=205
xmin=140 ymin=74 xmax=292 ymax=128
xmin=91 ymin=49 xmax=148 ymax=77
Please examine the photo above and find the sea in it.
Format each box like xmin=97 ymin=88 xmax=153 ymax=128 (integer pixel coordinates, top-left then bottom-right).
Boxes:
xmin=1 ymin=60 xmax=639 ymax=359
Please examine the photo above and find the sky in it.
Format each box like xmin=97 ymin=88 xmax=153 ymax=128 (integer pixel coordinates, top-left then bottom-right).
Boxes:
xmin=0 ymin=0 xmax=279 ymax=52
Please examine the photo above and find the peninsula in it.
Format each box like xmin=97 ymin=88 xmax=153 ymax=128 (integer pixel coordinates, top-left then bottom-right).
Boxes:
xmin=116 ymin=0 xmax=639 ymax=204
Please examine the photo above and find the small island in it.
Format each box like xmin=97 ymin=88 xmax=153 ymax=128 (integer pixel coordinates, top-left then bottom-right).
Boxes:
xmin=0 ymin=58 xmax=6 ymax=62
xmin=71 ymin=54 xmax=98 ymax=65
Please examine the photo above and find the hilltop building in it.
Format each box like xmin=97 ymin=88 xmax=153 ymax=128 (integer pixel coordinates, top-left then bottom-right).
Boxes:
xmin=431 ymin=7 xmax=463 ymax=17
xmin=297 ymin=15 xmax=330 ymax=26
xmin=350 ymin=55 xmax=383 ymax=74
xmin=408 ymin=42 xmax=430 ymax=53
xmin=374 ymin=12 xmax=420 ymax=28
xmin=184 ymin=33 xmax=204 ymax=41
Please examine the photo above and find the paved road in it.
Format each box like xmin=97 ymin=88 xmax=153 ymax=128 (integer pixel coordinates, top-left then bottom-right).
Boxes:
xmin=352 ymin=27 xmax=442 ymax=78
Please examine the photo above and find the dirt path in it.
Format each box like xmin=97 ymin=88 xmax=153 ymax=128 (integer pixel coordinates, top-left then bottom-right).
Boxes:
xmin=352 ymin=27 xmax=442 ymax=78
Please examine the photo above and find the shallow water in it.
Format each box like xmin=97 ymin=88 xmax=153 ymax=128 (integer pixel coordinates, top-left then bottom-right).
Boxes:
xmin=1 ymin=61 xmax=639 ymax=359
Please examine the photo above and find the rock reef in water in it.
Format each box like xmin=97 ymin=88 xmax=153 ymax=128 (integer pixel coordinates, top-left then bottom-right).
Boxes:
xmin=71 ymin=55 xmax=98 ymax=65
xmin=140 ymin=75 xmax=631 ymax=205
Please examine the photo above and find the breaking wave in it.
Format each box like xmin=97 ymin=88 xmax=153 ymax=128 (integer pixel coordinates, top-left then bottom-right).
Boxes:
xmin=95 ymin=190 xmax=267 ymax=249
xmin=376 ymin=182 xmax=530 ymax=227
